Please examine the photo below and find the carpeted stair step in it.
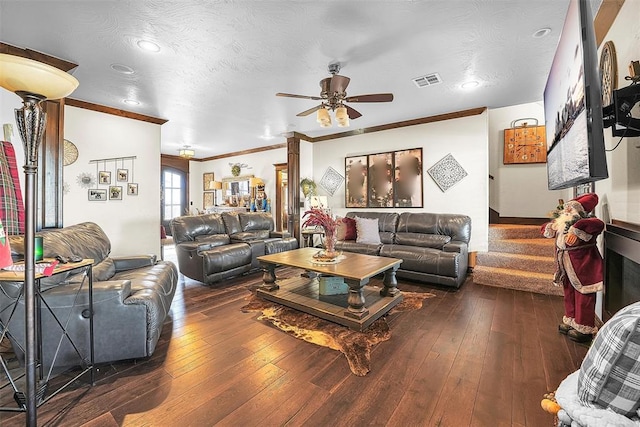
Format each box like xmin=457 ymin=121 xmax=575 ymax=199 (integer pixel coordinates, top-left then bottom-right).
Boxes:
xmin=473 ymin=266 xmax=563 ymax=296
xmin=489 ymin=224 xmax=546 ymax=240
xmin=489 ymin=238 xmax=555 ymax=257
xmin=476 ymin=252 xmax=556 ymax=275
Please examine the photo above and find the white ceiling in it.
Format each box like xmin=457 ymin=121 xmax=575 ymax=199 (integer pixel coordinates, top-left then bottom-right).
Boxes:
xmin=0 ymin=0 xmax=600 ymax=158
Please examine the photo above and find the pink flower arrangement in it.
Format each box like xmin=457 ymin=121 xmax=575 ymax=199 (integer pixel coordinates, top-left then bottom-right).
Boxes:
xmin=301 ymin=208 xmax=336 ymax=237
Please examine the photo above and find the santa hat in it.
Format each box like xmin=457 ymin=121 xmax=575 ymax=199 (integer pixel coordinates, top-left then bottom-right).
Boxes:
xmin=571 ymin=193 xmax=598 ymax=213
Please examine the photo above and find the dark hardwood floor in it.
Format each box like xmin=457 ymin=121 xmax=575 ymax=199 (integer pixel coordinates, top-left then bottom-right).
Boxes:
xmin=1 ymin=246 xmax=588 ymax=426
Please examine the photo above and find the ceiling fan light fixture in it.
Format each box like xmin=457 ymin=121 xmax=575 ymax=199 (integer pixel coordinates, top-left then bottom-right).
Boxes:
xmin=335 ymin=106 xmax=349 ymax=127
xmin=316 ymin=108 xmax=331 ymax=126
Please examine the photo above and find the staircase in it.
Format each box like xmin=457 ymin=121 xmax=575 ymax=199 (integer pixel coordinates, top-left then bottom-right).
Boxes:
xmin=473 ymin=224 xmax=563 ymax=296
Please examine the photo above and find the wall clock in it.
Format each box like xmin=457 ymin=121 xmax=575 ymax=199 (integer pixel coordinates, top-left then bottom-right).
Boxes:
xmin=599 ymin=40 xmax=617 ymax=107
xmin=63 ymin=139 xmax=79 ymax=166
xmin=503 ymin=120 xmax=547 ymax=165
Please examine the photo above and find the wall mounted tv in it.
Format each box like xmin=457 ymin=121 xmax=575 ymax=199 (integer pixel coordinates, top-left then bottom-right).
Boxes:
xmin=544 ymin=0 xmax=608 ymax=190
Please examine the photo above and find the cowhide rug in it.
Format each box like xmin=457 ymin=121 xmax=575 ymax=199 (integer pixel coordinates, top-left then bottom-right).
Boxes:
xmin=241 ymin=289 xmax=435 ymax=376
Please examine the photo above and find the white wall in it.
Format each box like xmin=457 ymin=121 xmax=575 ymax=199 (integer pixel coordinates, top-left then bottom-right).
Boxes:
xmin=192 ymin=146 xmax=287 ymax=213
xmin=312 ymin=111 xmax=490 ymax=252
xmin=63 ymin=106 xmax=162 ymax=257
xmin=488 ymin=102 xmax=568 ymax=217
xmin=595 ymin=0 xmax=640 ymax=224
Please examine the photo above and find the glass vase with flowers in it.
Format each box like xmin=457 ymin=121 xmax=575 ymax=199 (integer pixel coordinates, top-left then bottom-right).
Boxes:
xmin=302 ymin=208 xmax=339 ymax=260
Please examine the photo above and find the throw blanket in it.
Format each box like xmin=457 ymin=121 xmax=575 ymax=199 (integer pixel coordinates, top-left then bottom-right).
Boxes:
xmin=556 ymin=371 xmax=640 ymax=427
xmin=0 ymin=141 xmax=25 ymax=235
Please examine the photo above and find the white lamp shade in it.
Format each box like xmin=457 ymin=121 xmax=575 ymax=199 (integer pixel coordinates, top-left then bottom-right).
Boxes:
xmin=335 ymin=106 xmax=348 ymax=120
xmin=316 ymin=108 xmax=330 ymax=125
xmin=0 ymin=53 xmax=79 ymax=99
xmin=211 ymin=181 xmax=222 ymax=190
xmin=250 ymin=177 xmax=264 ymax=187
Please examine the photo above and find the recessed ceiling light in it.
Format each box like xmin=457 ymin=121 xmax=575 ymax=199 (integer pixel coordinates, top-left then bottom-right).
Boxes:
xmin=461 ymin=81 xmax=480 ymax=90
xmin=533 ymin=27 xmax=552 ymax=38
xmin=123 ymin=99 xmax=140 ymax=106
xmin=110 ymin=63 xmax=135 ymax=74
xmin=136 ymin=39 xmax=161 ymax=52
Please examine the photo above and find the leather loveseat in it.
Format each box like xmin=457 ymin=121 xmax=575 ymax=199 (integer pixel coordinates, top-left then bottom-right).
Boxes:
xmin=0 ymin=222 xmax=178 ymax=370
xmin=336 ymin=212 xmax=471 ymax=288
xmin=170 ymin=211 xmax=298 ymax=284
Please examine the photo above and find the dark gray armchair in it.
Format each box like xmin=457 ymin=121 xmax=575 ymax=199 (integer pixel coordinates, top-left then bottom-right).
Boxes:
xmin=1 ymin=222 xmax=177 ymax=370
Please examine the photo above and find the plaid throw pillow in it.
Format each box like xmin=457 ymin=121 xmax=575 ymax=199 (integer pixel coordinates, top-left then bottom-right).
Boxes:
xmin=578 ymin=302 xmax=640 ymax=417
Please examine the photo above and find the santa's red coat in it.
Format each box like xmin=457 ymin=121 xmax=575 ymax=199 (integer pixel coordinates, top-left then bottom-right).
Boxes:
xmin=541 ymin=217 xmax=604 ymax=294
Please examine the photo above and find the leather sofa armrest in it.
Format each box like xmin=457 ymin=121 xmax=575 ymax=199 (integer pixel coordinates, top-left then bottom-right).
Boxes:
xmin=443 ymin=241 xmax=468 ymax=254
xmin=112 ymin=255 xmax=157 ymax=272
xmin=269 ymin=231 xmax=291 ymax=238
xmin=41 ymin=279 xmax=133 ymax=304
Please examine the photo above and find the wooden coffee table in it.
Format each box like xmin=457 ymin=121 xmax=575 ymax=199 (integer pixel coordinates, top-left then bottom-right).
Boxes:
xmin=256 ymin=248 xmax=403 ymax=331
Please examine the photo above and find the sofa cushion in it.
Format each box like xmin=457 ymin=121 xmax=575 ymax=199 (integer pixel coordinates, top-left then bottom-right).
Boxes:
xmin=93 ymin=257 xmax=116 ymax=281
xmin=265 ymin=237 xmax=298 ymax=254
xmin=355 ymin=217 xmax=382 ymax=244
xmin=170 ymin=214 xmax=226 ymax=244
xmin=395 ymin=233 xmax=452 ymax=249
xmin=221 ymin=212 xmax=241 ymax=235
xmin=380 ymin=244 xmax=459 ymax=278
xmin=335 ymin=240 xmax=382 ymax=256
xmin=194 ymin=234 xmax=230 ymax=248
xmin=239 ymin=212 xmax=274 ymax=232
xmin=336 ymin=217 xmax=357 ymax=241
xmin=397 ymin=212 xmax=471 ymax=244
xmin=231 ymin=230 xmax=270 ymax=241
xmin=578 ymin=302 xmax=640 ymax=417
xmin=346 ymin=212 xmax=398 ymax=244
xmin=202 ymin=244 xmax=252 ymax=274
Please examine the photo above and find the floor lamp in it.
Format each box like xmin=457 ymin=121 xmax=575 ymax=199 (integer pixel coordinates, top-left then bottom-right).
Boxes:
xmin=0 ymin=53 xmax=79 ymax=426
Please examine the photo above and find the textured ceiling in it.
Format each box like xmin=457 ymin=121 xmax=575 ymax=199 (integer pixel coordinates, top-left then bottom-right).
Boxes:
xmin=0 ymin=0 xmax=600 ymax=158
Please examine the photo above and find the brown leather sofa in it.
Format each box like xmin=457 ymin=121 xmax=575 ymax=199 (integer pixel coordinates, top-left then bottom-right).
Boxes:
xmin=1 ymin=222 xmax=178 ymax=370
xmin=170 ymin=212 xmax=298 ymax=284
xmin=336 ymin=212 xmax=471 ymax=288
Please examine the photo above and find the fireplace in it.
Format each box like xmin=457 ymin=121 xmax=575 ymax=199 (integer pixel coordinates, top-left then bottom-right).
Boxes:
xmin=604 ymin=220 xmax=640 ymax=320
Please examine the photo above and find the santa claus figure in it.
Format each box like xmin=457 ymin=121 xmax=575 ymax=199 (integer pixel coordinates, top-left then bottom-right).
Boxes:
xmin=541 ymin=193 xmax=604 ymax=343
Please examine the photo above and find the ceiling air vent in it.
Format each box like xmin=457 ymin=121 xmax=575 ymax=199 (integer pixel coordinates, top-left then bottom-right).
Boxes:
xmin=412 ymin=73 xmax=442 ymax=88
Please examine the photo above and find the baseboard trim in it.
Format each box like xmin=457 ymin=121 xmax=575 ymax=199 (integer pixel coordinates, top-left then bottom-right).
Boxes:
xmin=489 ymin=208 xmax=548 ymax=226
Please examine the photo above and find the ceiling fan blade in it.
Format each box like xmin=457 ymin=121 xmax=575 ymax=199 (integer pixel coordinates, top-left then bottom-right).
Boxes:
xmin=329 ymin=75 xmax=350 ymax=94
xmin=345 ymin=93 xmax=394 ymax=103
xmin=296 ymin=104 xmax=324 ymax=117
xmin=345 ymin=105 xmax=362 ymax=119
xmin=276 ymin=92 xmax=323 ymax=101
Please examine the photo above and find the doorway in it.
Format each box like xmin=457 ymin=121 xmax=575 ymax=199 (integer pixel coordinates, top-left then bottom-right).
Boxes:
xmin=274 ymin=163 xmax=288 ymax=232
xmin=161 ymin=167 xmax=187 ymax=235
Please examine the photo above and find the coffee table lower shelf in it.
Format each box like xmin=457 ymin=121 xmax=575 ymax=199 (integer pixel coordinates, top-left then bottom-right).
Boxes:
xmin=256 ymin=275 xmax=403 ymax=331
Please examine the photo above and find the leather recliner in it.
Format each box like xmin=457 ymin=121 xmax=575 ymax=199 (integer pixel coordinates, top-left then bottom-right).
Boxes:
xmin=1 ymin=222 xmax=178 ymax=370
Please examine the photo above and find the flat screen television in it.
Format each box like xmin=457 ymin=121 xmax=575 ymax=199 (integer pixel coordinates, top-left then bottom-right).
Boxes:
xmin=544 ymin=0 xmax=608 ymax=190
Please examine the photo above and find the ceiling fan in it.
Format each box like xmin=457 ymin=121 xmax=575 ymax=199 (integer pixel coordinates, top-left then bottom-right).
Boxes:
xmin=276 ymin=63 xmax=393 ymax=126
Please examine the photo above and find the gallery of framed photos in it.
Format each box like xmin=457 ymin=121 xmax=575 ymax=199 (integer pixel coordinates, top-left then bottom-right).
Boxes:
xmin=345 ymin=148 xmax=423 ymax=208
xmin=88 ymin=156 xmax=139 ymax=201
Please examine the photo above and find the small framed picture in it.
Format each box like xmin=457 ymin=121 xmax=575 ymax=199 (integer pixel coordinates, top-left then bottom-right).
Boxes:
xmin=88 ymin=189 xmax=107 ymax=201
xmin=109 ymin=186 xmax=123 ymax=200
xmin=99 ymin=171 xmax=111 ymax=185
xmin=203 ymin=192 xmax=214 ymax=208
xmin=203 ymin=172 xmax=215 ymax=191
xmin=127 ymin=183 xmax=139 ymax=196
xmin=117 ymin=169 xmax=129 ymax=182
